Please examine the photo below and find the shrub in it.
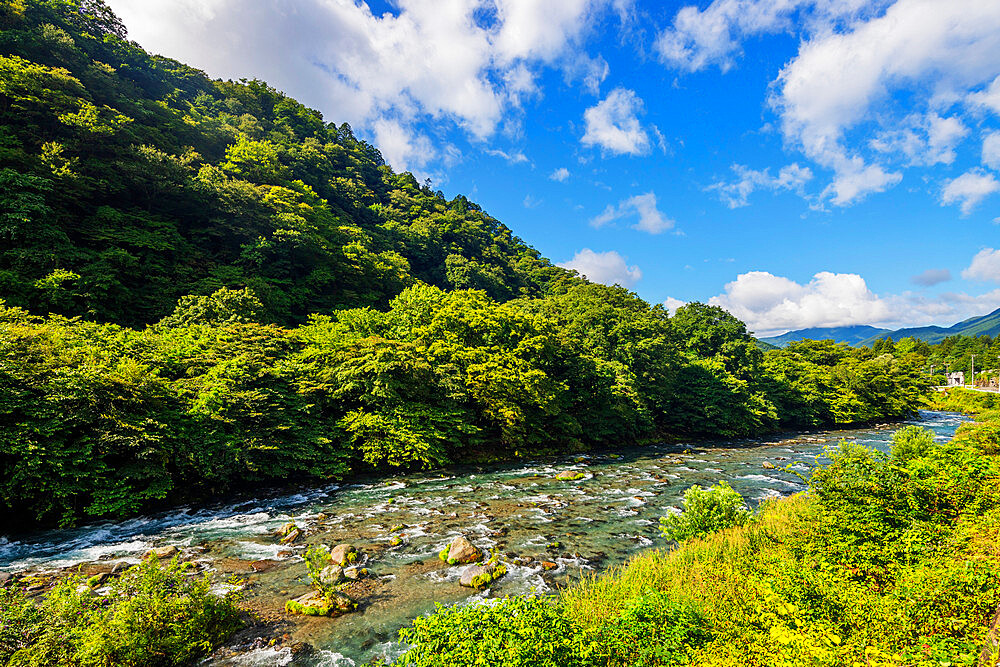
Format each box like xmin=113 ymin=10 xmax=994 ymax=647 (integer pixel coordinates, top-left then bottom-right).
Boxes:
xmin=659 ymin=481 xmax=754 ymax=542
xmin=397 ymin=596 xmax=583 ymax=667
xmin=579 ymin=592 xmax=709 ymax=666
xmin=1 ymin=558 xmax=241 ymax=666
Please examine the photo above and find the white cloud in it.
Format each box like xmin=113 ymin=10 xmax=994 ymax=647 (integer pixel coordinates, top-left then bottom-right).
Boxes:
xmin=910 ymin=268 xmax=951 ymax=287
xmin=708 ymin=269 xmax=1000 ymax=336
xmin=105 ymin=0 xmax=617 ymax=170
xmin=771 ymin=0 xmax=1000 ymax=205
xmin=709 ymin=271 xmax=893 ymax=335
xmin=708 ymin=163 xmax=813 ymax=208
xmin=557 ymin=248 xmax=641 ymax=287
xmin=870 ymin=113 xmax=968 ymax=166
xmin=962 ymin=248 xmax=1000 ymax=282
xmin=663 ymin=296 xmax=687 ymax=314
xmin=941 ymin=169 xmax=1000 ymax=215
xmin=590 ymin=192 xmax=675 ymax=234
xmin=982 ymin=131 xmax=1000 ymax=170
xmin=581 ymin=88 xmax=650 ymax=155
xmin=655 ymin=0 xmax=879 ymax=73
xmin=549 ymin=167 xmax=570 ymax=182
xmin=372 ymin=118 xmax=436 ymax=173
xmin=486 ymin=148 xmax=529 ymax=164
xmin=969 ymin=75 xmax=1000 ymax=115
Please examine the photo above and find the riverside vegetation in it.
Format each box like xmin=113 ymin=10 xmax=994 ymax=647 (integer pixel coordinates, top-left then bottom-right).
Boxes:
xmin=397 ymin=391 xmax=1000 ymax=666
xmin=0 ymin=1 xmax=986 ymax=665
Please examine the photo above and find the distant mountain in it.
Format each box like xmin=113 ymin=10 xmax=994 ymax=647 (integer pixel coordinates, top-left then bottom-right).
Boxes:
xmin=760 ymin=325 xmax=891 ymax=347
xmin=760 ymin=308 xmax=1000 ymax=347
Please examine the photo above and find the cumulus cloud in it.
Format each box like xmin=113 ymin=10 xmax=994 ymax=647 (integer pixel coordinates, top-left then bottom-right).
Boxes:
xmin=772 ymin=0 xmax=1000 ymax=205
xmin=870 ymin=113 xmax=968 ymax=167
xmin=709 ymin=269 xmax=1000 ymax=336
xmin=549 ymin=167 xmax=571 ymax=182
xmin=658 ymin=1 xmax=1000 ymax=207
xmin=557 ymin=248 xmax=641 ymax=287
xmin=962 ymin=248 xmax=1000 ymax=282
xmin=709 ymin=271 xmax=893 ymax=335
xmin=707 ymin=163 xmax=813 ymax=208
xmin=910 ymin=268 xmax=951 ymax=287
xmin=941 ymin=169 xmax=1000 ymax=215
xmin=655 ymin=0 xmax=880 ymax=73
xmin=581 ymin=88 xmax=650 ymax=155
xmin=982 ymin=131 xmax=1000 ymax=170
xmin=663 ymin=296 xmax=687 ymax=314
xmin=590 ymin=192 xmax=675 ymax=233
xmin=105 ymin=0 xmax=617 ymax=171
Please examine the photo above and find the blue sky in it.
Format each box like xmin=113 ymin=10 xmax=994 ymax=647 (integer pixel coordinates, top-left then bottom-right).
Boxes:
xmin=106 ymin=0 xmax=1000 ymax=335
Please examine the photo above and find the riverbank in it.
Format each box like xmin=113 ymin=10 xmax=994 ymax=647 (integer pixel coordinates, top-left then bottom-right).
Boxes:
xmin=0 ymin=412 xmax=967 ymax=665
xmin=397 ymin=393 xmax=1000 ymax=666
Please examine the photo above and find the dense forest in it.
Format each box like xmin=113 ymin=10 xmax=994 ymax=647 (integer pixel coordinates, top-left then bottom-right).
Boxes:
xmin=0 ymin=0 xmax=933 ymax=530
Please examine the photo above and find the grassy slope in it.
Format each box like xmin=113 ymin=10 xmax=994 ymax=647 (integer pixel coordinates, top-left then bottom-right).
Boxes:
xmin=399 ymin=388 xmax=1000 ymax=667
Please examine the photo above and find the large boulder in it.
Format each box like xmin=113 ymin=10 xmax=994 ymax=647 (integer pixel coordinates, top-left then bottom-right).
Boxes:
xmin=555 ymin=470 xmax=585 ymax=481
xmin=330 ymin=544 xmax=358 ymax=566
xmin=459 ymin=562 xmax=507 ymax=589
xmin=439 ymin=536 xmax=483 ymax=565
xmin=285 ymin=590 xmax=355 ymax=617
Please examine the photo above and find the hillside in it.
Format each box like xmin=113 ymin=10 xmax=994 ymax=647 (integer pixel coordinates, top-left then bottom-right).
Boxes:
xmin=760 ymin=307 xmax=1000 ymax=347
xmin=0 ymin=0 xmax=570 ymax=327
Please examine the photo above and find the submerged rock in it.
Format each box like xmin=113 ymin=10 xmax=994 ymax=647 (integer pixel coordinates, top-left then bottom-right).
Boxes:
xmin=285 ymin=590 xmax=355 ymax=617
xmin=762 ymin=461 xmax=776 ymax=469
xmin=555 ymin=471 xmax=585 ymax=481
xmin=439 ymin=536 xmax=482 ymax=565
xmin=459 ymin=561 xmax=507 ymax=588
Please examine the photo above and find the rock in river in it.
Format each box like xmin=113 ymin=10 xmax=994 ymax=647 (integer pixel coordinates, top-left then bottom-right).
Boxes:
xmin=459 ymin=561 xmax=507 ymax=588
xmin=330 ymin=544 xmax=359 ymax=566
xmin=285 ymin=590 xmax=355 ymax=617
xmin=145 ymin=545 xmax=179 ymax=559
xmin=439 ymin=536 xmax=483 ymax=565
xmin=555 ymin=470 xmax=585 ymax=481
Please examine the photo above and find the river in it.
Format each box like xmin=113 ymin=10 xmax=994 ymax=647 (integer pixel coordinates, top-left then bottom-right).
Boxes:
xmin=0 ymin=411 xmax=967 ymax=666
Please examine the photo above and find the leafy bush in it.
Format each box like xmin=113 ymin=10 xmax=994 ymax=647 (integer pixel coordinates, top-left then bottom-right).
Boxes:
xmin=579 ymin=592 xmax=709 ymax=666
xmin=0 ymin=558 xmax=241 ymax=666
xmin=659 ymin=481 xmax=755 ymax=542
xmin=397 ymin=596 xmax=583 ymax=667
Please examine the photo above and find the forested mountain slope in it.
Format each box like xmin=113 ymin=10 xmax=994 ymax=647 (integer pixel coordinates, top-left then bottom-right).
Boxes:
xmin=0 ymin=0 xmax=567 ymax=327
xmin=0 ymin=1 xmax=931 ymax=530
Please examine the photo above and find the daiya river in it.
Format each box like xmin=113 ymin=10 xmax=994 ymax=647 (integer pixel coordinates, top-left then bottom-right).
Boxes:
xmin=0 ymin=411 xmax=968 ymax=666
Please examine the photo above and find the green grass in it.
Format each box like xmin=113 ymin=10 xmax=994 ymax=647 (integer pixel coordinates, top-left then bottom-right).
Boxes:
xmin=397 ymin=395 xmax=1000 ymax=667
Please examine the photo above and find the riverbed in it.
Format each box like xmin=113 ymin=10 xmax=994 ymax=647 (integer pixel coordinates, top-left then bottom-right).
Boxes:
xmin=0 ymin=411 xmax=967 ymax=666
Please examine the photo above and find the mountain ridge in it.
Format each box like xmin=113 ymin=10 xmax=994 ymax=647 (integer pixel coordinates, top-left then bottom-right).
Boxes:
xmin=759 ymin=307 xmax=1000 ymax=347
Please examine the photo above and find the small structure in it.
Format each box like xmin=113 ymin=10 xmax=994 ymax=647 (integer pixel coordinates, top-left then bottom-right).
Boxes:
xmin=946 ymin=371 xmax=965 ymax=387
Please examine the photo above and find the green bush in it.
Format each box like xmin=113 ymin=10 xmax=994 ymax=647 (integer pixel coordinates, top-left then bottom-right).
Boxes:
xmin=659 ymin=481 xmax=755 ymax=542
xmin=0 ymin=558 xmax=241 ymax=666
xmin=579 ymin=592 xmax=709 ymax=666
xmin=397 ymin=596 xmax=583 ymax=667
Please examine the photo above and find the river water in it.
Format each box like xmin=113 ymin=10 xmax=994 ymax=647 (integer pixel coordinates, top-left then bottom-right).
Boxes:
xmin=0 ymin=411 xmax=967 ymax=666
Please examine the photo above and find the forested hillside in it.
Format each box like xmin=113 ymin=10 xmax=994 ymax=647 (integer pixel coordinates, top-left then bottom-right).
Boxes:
xmin=0 ymin=0 xmax=566 ymax=326
xmin=0 ymin=0 xmax=931 ymax=530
